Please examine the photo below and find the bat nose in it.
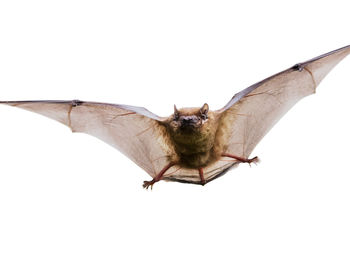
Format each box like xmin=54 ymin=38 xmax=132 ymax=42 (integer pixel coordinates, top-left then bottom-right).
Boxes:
xmin=181 ymin=116 xmax=198 ymax=125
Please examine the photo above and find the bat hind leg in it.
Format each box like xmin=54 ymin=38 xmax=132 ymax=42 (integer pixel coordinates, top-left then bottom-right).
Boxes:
xmin=143 ymin=162 xmax=175 ymax=190
xmin=222 ymin=153 xmax=259 ymax=165
xmin=198 ymin=168 xmax=206 ymax=186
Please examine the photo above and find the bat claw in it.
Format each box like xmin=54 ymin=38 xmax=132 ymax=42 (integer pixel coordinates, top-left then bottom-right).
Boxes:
xmin=247 ymin=156 xmax=259 ymax=166
xmin=143 ymin=180 xmax=155 ymax=190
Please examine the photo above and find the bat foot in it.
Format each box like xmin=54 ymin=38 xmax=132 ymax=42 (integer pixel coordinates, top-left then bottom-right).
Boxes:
xmin=142 ymin=162 xmax=176 ymax=190
xmin=143 ymin=180 xmax=156 ymax=190
xmin=247 ymin=156 xmax=260 ymax=166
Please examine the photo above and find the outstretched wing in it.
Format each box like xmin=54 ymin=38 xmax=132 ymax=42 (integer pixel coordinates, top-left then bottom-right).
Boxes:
xmin=0 ymin=100 xmax=173 ymax=178
xmin=218 ymin=45 xmax=350 ymax=159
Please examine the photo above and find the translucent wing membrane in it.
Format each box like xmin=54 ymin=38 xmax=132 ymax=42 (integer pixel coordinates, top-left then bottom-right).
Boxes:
xmin=0 ymin=100 xmax=171 ymax=178
xmin=163 ymin=161 xmax=238 ymax=184
xmin=218 ymin=45 xmax=350 ymax=159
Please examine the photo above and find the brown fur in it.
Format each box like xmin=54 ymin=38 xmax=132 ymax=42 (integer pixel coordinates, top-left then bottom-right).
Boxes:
xmin=162 ymin=105 xmax=228 ymax=168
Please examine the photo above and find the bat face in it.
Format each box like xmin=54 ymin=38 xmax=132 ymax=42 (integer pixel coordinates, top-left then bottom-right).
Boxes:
xmin=169 ymin=103 xmax=209 ymax=134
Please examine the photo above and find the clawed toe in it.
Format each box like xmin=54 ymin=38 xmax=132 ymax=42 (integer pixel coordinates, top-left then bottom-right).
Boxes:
xmin=247 ymin=156 xmax=259 ymax=166
xmin=143 ymin=180 xmax=155 ymax=190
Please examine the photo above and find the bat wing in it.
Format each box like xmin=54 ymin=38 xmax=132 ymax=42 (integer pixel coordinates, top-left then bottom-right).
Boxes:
xmin=0 ymin=99 xmax=231 ymax=185
xmin=0 ymin=100 xmax=173 ymax=178
xmin=217 ymin=45 xmax=350 ymax=159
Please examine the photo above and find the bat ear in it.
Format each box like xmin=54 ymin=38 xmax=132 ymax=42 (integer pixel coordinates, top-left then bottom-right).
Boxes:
xmin=174 ymin=104 xmax=179 ymax=117
xmin=200 ymin=103 xmax=209 ymax=115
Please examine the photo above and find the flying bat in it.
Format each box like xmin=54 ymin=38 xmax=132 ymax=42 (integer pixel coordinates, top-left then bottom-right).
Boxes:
xmin=1 ymin=45 xmax=349 ymax=189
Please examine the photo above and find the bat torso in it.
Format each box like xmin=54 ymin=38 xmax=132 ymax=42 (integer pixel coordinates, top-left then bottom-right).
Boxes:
xmin=171 ymin=127 xmax=215 ymax=167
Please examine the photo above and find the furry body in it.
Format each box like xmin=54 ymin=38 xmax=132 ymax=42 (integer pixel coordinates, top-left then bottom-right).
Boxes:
xmin=163 ymin=106 xmax=229 ymax=168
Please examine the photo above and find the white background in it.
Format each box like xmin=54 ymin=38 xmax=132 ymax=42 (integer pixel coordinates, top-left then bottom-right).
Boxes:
xmin=0 ymin=1 xmax=350 ymax=259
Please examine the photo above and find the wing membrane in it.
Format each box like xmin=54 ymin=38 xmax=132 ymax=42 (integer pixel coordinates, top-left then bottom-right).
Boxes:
xmin=0 ymin=100 xmax=172 ymax=177
xmin=218 ymin=45 xmax=350 ymax=158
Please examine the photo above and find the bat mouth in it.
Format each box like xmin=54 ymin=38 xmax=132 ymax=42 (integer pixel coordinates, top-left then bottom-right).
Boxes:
xmin=182 ymin=121 xmax=197 ymax=127
xmin=180 ymin=116 xmax=200 ymax=129
xmin=180 ymin=123 xmax=200 ymax=133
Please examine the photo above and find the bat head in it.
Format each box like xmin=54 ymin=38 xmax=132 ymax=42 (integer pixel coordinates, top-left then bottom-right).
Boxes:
xmin=166 ymin=103 xmax=217 ymax=156
xmin=170 ymin=103 xmax=209 ymax=133
xmin=173 ymin=104 xmax=209 ymax=132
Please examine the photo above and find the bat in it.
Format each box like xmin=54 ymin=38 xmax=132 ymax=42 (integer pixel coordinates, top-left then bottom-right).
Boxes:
xmin=1 ymin=45 xmax=349 ymax=189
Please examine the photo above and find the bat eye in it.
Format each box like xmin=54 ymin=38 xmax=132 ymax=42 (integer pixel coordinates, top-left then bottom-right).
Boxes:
xmin=201 ymin=114 xmax=207 ymax=120
xmin=174 ymin=113 xmax=179 ymax=121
